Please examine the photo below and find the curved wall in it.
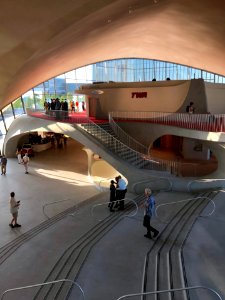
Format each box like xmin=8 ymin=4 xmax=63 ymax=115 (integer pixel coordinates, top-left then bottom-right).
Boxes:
xmin=4 ymin=116 xmax=225 ymax=193
xmin=82 ymin=79 xmax=210 ymax=118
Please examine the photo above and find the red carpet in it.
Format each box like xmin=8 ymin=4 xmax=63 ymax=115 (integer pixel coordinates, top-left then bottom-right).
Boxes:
xmin=28 ymin=111 xmax=108 ymax=124
xmin=28 ymin=111 xmax=225 ymax=132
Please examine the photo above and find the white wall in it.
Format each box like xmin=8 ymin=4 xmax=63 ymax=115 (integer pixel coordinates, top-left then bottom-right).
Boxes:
xmin=182 ymin=138 xmax=210 ymax=160
xmin=87 ymin=81 xmax=191 ymax=118
xmin=205 ymin=82 xmax=225 ymax=114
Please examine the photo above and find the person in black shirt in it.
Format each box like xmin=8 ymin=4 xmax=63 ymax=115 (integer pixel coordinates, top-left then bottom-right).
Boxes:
xmin=109 ymin=180 xmax=116 ymax=212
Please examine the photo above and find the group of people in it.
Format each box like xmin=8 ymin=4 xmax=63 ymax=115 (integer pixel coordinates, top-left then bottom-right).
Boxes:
xmin=108 ymin=176 xmax=159 ymax=239
xmin=108 ymin=175 xmax=127 ymax=212
xmin=44 ymin=98 xmax=86 ymax=116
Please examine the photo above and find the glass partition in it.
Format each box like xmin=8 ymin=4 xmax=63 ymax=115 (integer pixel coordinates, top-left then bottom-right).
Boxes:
xmin=0 ymin=112 xmax=6 ymax=136
xmin=33 ymin=84 xmax=45 ymax=109
xmin=12 ymin=97 xmax=25 ymax=117
xmin=22 ymin=90 xmax=35 ymax=110
xmin=2 ymin=104 xmax=14 ymax=130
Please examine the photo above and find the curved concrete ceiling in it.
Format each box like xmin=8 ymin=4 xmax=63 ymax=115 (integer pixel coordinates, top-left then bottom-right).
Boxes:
xmin=1 ymin=0 xmax=225 ymax=109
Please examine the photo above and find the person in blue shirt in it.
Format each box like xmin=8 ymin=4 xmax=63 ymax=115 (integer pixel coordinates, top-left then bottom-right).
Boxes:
xmin=143 ymin=188 xmax=159 ymax=239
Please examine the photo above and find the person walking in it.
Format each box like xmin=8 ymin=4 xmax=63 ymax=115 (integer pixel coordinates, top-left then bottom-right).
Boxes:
xmin=9 ymin=192 xmax=21 ymax=228
xmin=16 ymin=148 xmax=22 ymax=164
xmin=1 ymin=155 xmax=7 ymax=175
xmin=143 ymin=188 xmax=159 ymax=239
xmin=22 ymin=153 xmax=30 ymax=174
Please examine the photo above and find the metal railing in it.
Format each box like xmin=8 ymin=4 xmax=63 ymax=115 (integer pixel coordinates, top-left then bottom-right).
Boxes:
xmin=0 ymin=279 xmax=84 ymax=300
xmin=116 ymin=285 xmax=223 ymax=300
xmin=110 ymin=111 xmax=225 ymax=133
xmin=91 ymin=198 xmax=138 ymax=221
xmin=43 ymin=198 xmax=78 ymax=219
xmin=109 ymin=114 xmax=148 ymax=154
xmin=155 ymin=197 xmax=215 ymax=223
xmin=27 ymin=108 xmax=216 ymax=177
xmin=79 ymin=118 xmax=173 ymax=173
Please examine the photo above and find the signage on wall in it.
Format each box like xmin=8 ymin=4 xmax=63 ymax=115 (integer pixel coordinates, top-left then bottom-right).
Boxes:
xmin=131 ymin=92 xmax=147 ymax=98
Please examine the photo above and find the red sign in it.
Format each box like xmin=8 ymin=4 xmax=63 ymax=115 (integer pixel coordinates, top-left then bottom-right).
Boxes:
xmin=132 ymin=92 xmax=147 ymax=98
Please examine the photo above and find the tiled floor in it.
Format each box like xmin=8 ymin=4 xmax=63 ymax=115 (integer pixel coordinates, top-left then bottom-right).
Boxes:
xmin=0 ymin=138 xmax=100 ymax=248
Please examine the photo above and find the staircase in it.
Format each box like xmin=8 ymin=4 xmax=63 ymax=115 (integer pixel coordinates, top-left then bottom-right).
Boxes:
xmin=78 ymin=121 xmax=172 ymax=173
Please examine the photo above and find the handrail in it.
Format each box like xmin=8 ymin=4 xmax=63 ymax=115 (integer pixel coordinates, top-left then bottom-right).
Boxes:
xmin=110 ymin=111 xmax=225 ymax=133
xmin=116 ymin=285 xmax=223 ymax=300
xmin=43 ymin=198 xmax=78 ymax=219
xmin=91 ymin=198 xmax=138 ymax=221
xmin=79 ymin=118 xmax=176 ymax=173
xmin=27 ymin=108 xmax=215 ymax=177
xmin=132 ymin=177 xmax=173 ymax=194
xmin=0 ymin=279 xmax=85 ymax=300
xmin=109 ymin=114 xmax=148 ymax=154
xmin=155 ymin=196 xmax=215 ymax=223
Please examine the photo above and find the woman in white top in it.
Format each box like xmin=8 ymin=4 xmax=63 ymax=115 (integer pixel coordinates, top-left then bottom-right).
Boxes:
xmin=22 ymin=153 xmax=30 ymax=174
xmin=9 ymin=192 xmax=21 ymax=228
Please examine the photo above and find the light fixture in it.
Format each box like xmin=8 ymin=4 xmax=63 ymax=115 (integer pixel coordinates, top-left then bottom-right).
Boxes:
xmin=91 ymin=90 xmax=104 ymax=95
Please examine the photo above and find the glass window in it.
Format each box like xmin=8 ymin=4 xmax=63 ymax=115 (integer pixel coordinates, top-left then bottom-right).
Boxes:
xmin=55 ymin=75 xmax=66 ymax=96
xmin=0 ymin=112 xmax=6 ymax=136
xmin=2 ymin=104 xmax=14 ymax=130
xmin=22 ymin=90 xmax=35 ymax=110
xmin=12 ymin=97 xmax=25 ymax=117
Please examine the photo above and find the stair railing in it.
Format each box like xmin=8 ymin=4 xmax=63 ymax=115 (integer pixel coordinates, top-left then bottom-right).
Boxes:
xmin=78 ymin=120 xmax=175 ymax=173
xmin=116 ymin=285 xmax=223 ymax=300
xmin=155 ymin=196 xmax=215 ymax=223
xmin=110 ymin=111 xmax=225 ymax=133
xmin=109 ymin=113 xmax=148 ymax=154
xmin=91 ymin=198 xmax=138 ymax=221
xmin=0 ymin=279 xmax=84 ymax=300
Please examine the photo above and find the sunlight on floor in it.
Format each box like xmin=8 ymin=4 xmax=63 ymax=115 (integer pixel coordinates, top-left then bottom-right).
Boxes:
xmin=34 ymin=168 xmax=93 ymax=185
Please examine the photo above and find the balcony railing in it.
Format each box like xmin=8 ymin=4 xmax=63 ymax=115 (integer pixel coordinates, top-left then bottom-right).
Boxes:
xmin=110 ymin=111 xmax=225 ymax=133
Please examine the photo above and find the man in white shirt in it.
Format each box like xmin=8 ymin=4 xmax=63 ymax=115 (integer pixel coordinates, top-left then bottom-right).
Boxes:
xmin=116 ymin=175 xmax=127 ymax=210
xmin=22 ymin=153 xmax=30 ymax=174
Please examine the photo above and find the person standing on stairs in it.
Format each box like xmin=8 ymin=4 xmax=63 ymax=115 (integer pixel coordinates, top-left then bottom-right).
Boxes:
xmin=143 ymin=188 xmax=159 ymax=239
